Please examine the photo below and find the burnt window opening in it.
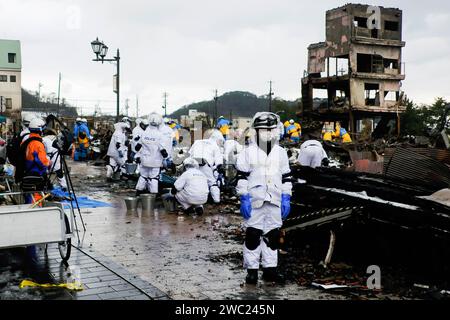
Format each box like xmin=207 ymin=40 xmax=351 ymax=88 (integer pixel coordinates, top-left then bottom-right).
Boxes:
xmin=331 ymin=90 xmax=349 ymax=108
xmin=384 ymin=91 xmax=399 ymax=102
xmin=371 ymin=28 xmax=379 ymax=38
xmin=327 ymin=56 xmax=349 ymax=77
xmin=354 ymin=17 xmax=368 ymax=28
xmin=385 ymin=20 xmax=399 ymax=31
xmin=357 ymin=54 xmax=384 ymax=73
xmin=384 ymin=59 xmax=399 ymax=69
xmin=365 ymin=83 xmax=380 ymax=106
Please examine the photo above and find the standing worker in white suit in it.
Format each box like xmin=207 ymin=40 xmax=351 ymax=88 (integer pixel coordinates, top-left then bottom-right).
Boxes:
xmin=236 ymin=112 xmax=293 ymax=285
xmin=134 ymin=112 xmax=169 ymax=196
xmin=106 ymin=122 xmax=129 ymax=180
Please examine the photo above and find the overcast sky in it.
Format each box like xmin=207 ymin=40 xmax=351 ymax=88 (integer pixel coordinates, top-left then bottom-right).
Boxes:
xmin=0 ymin=0 xmax=449 ymax=116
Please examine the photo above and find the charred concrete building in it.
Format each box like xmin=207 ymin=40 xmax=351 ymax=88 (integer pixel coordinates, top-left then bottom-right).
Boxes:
xmin=301 ymin=4 xmax=406 ymax=134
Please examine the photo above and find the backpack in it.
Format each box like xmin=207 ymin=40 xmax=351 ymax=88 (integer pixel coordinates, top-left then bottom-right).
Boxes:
xmin=6 ymin=133 xmax=25 ymax=167
xmin=14 ymin=136 xmax=44 ymax=183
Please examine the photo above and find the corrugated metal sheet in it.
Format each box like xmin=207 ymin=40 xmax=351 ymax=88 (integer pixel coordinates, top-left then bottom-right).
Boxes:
xmin=384 ymin=148 xmax=450 ymax=191
xmin=385 ymin=148 xmax=450 ymax=165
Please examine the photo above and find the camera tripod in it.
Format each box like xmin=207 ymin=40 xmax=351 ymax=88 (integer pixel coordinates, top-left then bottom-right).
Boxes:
xmin=46 ymin=149 xmax=86 ymax=245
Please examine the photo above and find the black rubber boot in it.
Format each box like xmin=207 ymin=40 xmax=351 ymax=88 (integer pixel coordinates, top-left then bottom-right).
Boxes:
xmin=262 ymin=267 xmax=285 ymax=284
xmin=184 ymin=207 xmax=195 ymax=215
xmin=194 ymin=206 xmax=204 ymax=216
xmin=245 ymin=269 xmax=258 ymax=285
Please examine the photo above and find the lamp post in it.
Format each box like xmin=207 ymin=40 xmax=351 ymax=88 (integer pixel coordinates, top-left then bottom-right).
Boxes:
xmin=91 ymin=37 xmax=121 ymax=122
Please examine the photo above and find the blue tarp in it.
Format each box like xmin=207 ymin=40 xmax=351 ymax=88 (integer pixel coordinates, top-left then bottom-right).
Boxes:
xmin=51 ymin=188 xmax=113 ymax=209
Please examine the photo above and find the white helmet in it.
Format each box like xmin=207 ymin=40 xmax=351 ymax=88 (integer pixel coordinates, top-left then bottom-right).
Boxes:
xmin=135 ymin=118 xmax=143 ymax=125
xmin=29 ymin=118 xmax=46 ymax=132
xmin=140 ymin=118 xmax=149 ymax=126
xmin=122 ymin=116 xmax=130 ymax=123
xmin=82 ymin=118 xmax=88 ymax=123
xmin=183 ymin=157 xmax=199 ymax=169
xmin=163 ymin=117 xmax=170 ymax=124
xmin=76 ymin=117 xmax=82 ymax=122
xmin=22 ymin=113 xmax=35 ymax=126
xmin=252 ymin=112 xmax=279 ymax=130
xmin=289 ymin=119 xmax=295 ymax=125
xmin=148 ymin=112 xmax=163 ymax=127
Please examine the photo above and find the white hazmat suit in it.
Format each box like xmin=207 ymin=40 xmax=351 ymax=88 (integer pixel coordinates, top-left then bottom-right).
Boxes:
xmin=188 ymin=131 xmax=224 ymax=203
xmin=236 ymin=112 xmax=292 ymax=276
xmin=106 ymin=122 xmax=128 ymax=178
xmin=298 ymin=140 xmax=328 ymax=168
xmin=173 ymin=162 xmax=209 ymax=210
xmin=135 ymin=123 xmax=167 ymax=194
xmin=43 ymin=134 xmax=67 ymax=189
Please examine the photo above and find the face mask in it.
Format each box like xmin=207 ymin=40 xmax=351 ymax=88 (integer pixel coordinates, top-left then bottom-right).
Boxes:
xmin=258 ymin=129 xmax=275 ymax=143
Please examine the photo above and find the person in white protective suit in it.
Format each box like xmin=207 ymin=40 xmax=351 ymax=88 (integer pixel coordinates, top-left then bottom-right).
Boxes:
xmin=170 ymin=157 xmax=209 ymax=215
xmin=159 ymin=119 xmax=176 ymax=171
xmin=297 ymin=139 xmax=329 ymax=168
xmin=131 ymin=118 xmax=147 ymax=155
xmin=275 ymin=114 xmax=285 ymax=141
xmin=106 ymin=122 xmax=129 ymax=179
xmin=188 ymin=129 xmax=225 ymax=204
xmin=20 ymin=113 xmax=35 ymax=142
xmin=43 ymin=129 xmax=68 ymax=190
xmin=236 ymin=112 xmax=293 ymax=285
xmin=134 ymin=113 xmax=169 ymax=195
xmin=223 ymin=130 xmax=244 ymax=167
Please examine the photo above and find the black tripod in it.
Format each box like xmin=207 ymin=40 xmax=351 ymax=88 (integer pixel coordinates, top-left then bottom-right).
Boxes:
xmin=47 ymin=149 xmax=86 ymax=245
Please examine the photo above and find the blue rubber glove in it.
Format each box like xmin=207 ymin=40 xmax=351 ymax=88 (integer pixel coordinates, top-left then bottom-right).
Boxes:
xmin=281 ymin=194 xmax=291 ymax=220
xmin=240 ymin=194 xmax=252 ymax=220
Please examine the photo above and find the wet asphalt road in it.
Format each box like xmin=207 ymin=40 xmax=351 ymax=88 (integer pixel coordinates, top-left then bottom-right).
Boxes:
xmin=1 ymin=160 xmax=344 ymax=300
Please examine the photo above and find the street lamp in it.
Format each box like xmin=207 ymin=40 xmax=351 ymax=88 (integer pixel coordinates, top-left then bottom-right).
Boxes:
xmin=90 ymin=37 xmax=120 ymax=122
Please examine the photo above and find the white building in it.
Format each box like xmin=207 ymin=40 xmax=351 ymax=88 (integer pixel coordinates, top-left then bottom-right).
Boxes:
xmin=180 ymin=109 xmax=207 ymax=128
xmin=232 ymin=117 xmax=252 ymax=130
xmin=0 ymin=39 xmax=22 ymax=118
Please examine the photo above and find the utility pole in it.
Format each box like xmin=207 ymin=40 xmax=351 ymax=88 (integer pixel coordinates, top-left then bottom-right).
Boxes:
xmin=213 ymin=89 xmax=218 ymax=127
xmin=115 ymin=49 xmax=120 ymax=123
xmin=38 ymin=82 xmax=43 ymax=102
xmin=136 ymin=95 xmax=139 ymax=118
xmin=268 ymin=80 xmax=274 ymax=112
xmin=125 ymin=98 xmax=129 ymax=117
xmin=57 ymin=73 xmax=61 ymax=116
xmin=162 ymin=92 xmax=168 ymax=117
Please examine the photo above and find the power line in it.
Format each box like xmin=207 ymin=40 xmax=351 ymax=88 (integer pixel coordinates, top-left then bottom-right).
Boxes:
xmin=213 ymin=89 xmax=218 ymax=126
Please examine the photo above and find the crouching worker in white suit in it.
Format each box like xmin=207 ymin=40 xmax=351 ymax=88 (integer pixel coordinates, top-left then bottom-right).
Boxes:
xmin=236 ymin=112 xmax=293 ymax=285
xmin=170 ymin=158 xmax=209 ymax=215
xmin=298 ymin=139 xmax=328 ymax=168
xmin=188 ymin=129 xmax=225 ymax=204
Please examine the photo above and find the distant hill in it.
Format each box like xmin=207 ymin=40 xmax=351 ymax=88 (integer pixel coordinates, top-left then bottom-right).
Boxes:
xmin=170 ymin=91 xmax=300 ymax=121
xmin=22 ymin=89 xmax=78 ymax=117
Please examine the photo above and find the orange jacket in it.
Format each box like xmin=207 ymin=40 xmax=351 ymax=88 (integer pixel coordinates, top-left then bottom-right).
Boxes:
xmin=22 ymin=133 xmax=50 ymax=175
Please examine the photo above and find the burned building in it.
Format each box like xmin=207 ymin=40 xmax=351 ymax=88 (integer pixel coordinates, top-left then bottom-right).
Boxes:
xmin=301 ymin=4 xmax=406 ymax=134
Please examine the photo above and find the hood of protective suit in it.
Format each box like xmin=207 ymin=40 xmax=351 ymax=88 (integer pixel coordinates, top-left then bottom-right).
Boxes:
xmin=208 ymin=129 xmax=225 ymax=147
xmin=114 ymin=122 xmax=128 ymax=132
